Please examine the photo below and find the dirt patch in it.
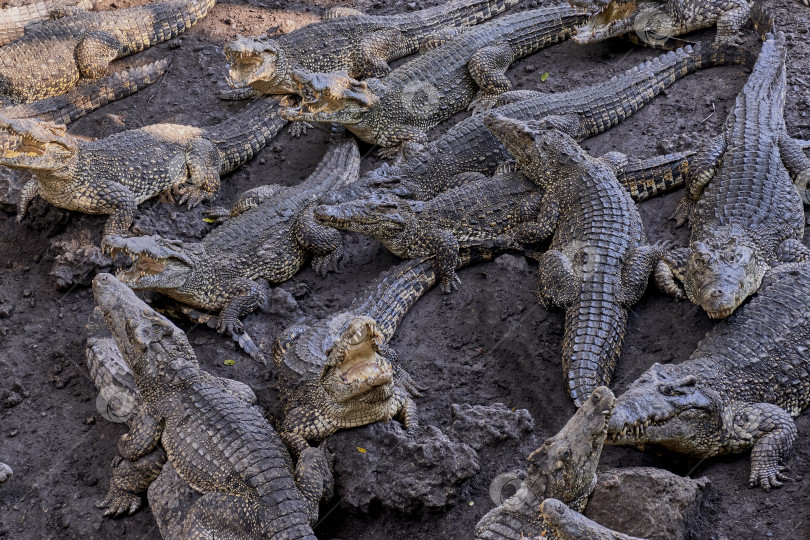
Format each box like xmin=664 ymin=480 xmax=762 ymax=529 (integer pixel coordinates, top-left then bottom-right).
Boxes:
xmin=1 ymin=0 xmax=809 ymax=538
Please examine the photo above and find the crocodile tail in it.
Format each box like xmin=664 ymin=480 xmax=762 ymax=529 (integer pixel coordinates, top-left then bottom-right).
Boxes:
xmin=208 ymin=96 xmax=288 ymax=174
xmin=399 ymin=0 xmax=522 ymax=37
xmin=0 ymin=0 xmax=95 ymax=46
xmin=130 ymin=0 xmax=216 ymax=52
xmin=563 ymin=299 xmax=628 ymax=408
xmin=618 ymin=150 xmax=696 ymax=203
xmin=356 ymin=242 xmax=504 ymax=341
xmin=3 ymin=58 xmax=170 ymax=125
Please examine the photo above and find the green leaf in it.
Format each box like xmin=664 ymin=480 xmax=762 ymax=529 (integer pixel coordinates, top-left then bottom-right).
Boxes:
xmin=540 ymin=72 xmax=550 ymax=82
xmin=223 ymin=359 xmax=236 ymax=366
xmin=202 ymin=217 xmax=217 ymax=223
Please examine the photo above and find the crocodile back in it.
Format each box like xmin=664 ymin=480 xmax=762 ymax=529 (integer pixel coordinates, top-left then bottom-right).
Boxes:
xmin=388 ymin=41 xmax=754 ymax=199
xmin=0 ymin=0 xmax=95 ymax=46
xmin=692 ymin=32 xmax=804 ymax=250
xmin=690 ymin=264 xmax=810 ymax=415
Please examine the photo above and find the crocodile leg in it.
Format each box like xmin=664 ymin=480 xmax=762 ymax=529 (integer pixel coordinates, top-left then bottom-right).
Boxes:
xmin=75 ymin=30 xmax=124 ymax=79
xmin=507 ymin=194 xmax=558 ymax=245
xmin=294 ymin=446 xmax=334 ymax=521
xmin=357 ymin=28 xmax=407 ymax=78
xmin=619 ymin=242 xmax=667 ymax=306
xmin=418 ymin=27 xmax=465 ymax=52
xmin=672 ymin=134 xmax=726 ymax=226
xmin=294 ymin=211 xmax=345 ymax=276
xmin=377 ymin=127 xmax=429 ymax=159
xmin=779 ymin=135 xmax=810 ymax=203
xmin=537 ymin=249 xmax=577 ymax=310
xmin=775 ymin=238 xmax=810 ymax=263
xmin=118 ymin=408 xmax=163 ymax=461
xmin=183 ymin=492 xmax=262 ymax=538
xmin=97 ymin=448 xmax=167 ymax=517
xmin=726 ymin=402 xmax=798 ymax=490
xmin=654 ymin=246 xmax=689 ymax=299
xmin=209 ymin=184 xmax=288 ymax=222
xmin=16 ymin=178 xmax=40 ymax=222
xmin=715 ymin=2 xmax=753 ymax=44
xmin=217 ymin=278 xmax=269 ymax=335
xmin=468 ymin=42 xmax=515 ymax=114
xmin=94 ymin=182 xmax=139 ymax=238
xmin=394 ymin=389 xmax=420 ymax=430
xmin=420 ymin=228 xmax=461 ymax=293
xmin=173 ymin=138 xmax=222 ymax=208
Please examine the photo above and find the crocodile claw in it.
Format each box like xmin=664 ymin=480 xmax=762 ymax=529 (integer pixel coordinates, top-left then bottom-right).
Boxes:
xmin=670 ymin=196 xmax=695 ymax=227
xmin=96 ymin=491 xmax=143 ymax=518
xmin=288 ymin=121 xmax=313 ymax=138
xmin=440 ymin=273 xmax=461 ymax=294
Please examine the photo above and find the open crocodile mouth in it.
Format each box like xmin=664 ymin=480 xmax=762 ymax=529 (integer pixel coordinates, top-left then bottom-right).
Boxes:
xmin=607 ymin=414 xmax=671 ymax=442
xmin=114 ymin=254 xmax=168 ymax=283
xmin=226 ymin=51 xmax=265 ymax=87
xmin=574 ymin=0 xmax=638 ymax=42
xmin=0 ymin=133 xmax=51 ymax=158
xmin=330 ymin=321 xmax=394 ymax=388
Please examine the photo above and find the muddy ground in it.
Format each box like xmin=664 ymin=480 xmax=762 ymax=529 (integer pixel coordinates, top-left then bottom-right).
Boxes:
xmin=1 ymin=0 xmax=809 ymax=538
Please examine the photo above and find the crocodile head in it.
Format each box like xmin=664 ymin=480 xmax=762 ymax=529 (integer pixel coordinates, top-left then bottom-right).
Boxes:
xmin=92 ymin=273 xmax=199 ymax=385
xmin=280 ymin=70 xmax=378 ymax=125
xmin=0 ymin=115 xmax=77 ymax=171
xmin=106 ymin=234 xmax=201 ymax=292
xmin=320 ymin=317 xmax=395 ymax=403
xmin=525 ymin=386 xmax=615 ymax=505
xmin=572 ymin=0 xmax=677 ymax=45
xmin=684 ymin=226 xmax=764 ymax=319
xmin=224 ymin=36 xmax=296 ymax=95
xmin=485 ymin=113 xmax=585 ymax=189
xmin=607 ymin=360 xmax=723 ymax=456
xmin=313 ymin=193 xmax=415 ymax=244
xmin=319 ymin=163 xmax=416 ymax=205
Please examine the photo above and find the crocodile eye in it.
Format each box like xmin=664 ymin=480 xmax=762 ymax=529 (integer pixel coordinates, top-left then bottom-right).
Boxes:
xmin=658 ymin=384 xmax=682 ymax=397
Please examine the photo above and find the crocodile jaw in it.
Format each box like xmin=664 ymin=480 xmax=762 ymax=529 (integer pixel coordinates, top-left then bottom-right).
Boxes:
xmin=106 ymin=235 xmax=195 ymax=290
xmin=572 ymin=0 xmax=639 ymax=43
xmin=0 ymin=115 xmax=76 ymax=170
xmin=224 ymin=37 xmax=296 ymax=94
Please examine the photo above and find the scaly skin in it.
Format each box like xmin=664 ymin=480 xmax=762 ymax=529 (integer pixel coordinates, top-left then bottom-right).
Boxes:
xmin=487 ymin=115 xmax=665 ymax=408
xmin=0 ymin=0 xmax=214 ymax=103
xmin=103 ymin=128 xmax=359 ymax=335
xmin=281 ymin=6 xmax=590 ymax=155
xmin=570 ymin=0 xmax=806 ymax=45
xmin=2 ymin=96 xmax=287 ymax=240
xmin=2 ymin=58 xmax=169 ymax=125
xmin=609 ymin=262 xmax=810 ymax=490
xmin=0 ymin=0 xmax=95 ymax=47
xmin=656 ymin=33 xmax=810 ymax=319
xmin=475 ymin=387 xmax=615 ymax=539
xmin=314 ymin=171 xmax=541 ymax=293
xmin=224 ymin=0 xmax=522 ymax=96
xmin=91 ymin=273 xmax=331 ymax=538
xmin=274 ymin=245 xmax=499 ymax=458
xmin=539 ymin=499 xmax=645 ymax=540
xmin=324 ymin=41 xmax=755 ymax=203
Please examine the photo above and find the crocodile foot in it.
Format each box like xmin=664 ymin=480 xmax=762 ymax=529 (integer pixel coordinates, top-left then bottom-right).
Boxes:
xmin=670 ymin=196 xmax=695 ymax=227
xmin=217 ymin=315 xmax=244 ymax=336
xmin=376 ymin=146 xmax=404 ymax=160
xmin=468 ymin=93 xmax=499 ymax=115
xmin=440 ymin=273 xmax=461 ymax=294
xmin=288 ymin=121 xmax=313 ymax=138
xmin=312 ymin=249 xmax=343 ymax=277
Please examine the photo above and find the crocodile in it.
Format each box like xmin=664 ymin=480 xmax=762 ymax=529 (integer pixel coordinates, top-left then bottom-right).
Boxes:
xmin=655 ymin=32 xmax=810 ymax=319
xmin=539 ymin=499 xmax=645 ymax=540
xmin=224 ymin=0 xmax=521 ymax=97
xmin=281 ymin=5 xmax=590 ymax=156
xmin=273 ymin=244 xmax=499 ymax=457
xmin=103 ymin=128 xmax=359 ymax=335
xmin=91 ymin=272 xmax=332 ymax=538
xmin=314 ymin=171 xmax=543 ymax=293
xmin=313 ymin=149 xmax=704 ymax=293
xmin=321 ymin=41 xmax=756 ymax=203
xmin=2 ymin=95 xmax=287 ymax=240
xmin=0 ymin=0 xmax=214 ymax=103
xmin=608 ymin=262 xmax=810 ymax=490
xmin=486 ymin=114 xmax=665 ymax=407
xmin=475 ymin=386 xmax=615 ymax=539
xmin=570 ymin=0 xmax=806 ymax=46
xmin=0 ymin=0 xmax=95 ymax=47
xmin=3 ymin=57 xmax=169 ymax=125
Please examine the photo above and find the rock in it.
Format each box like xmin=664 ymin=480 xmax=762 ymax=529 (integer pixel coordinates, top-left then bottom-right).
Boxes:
xmin=449 ymin=403 xmax=534 ymax=450
xmin=494 ymin=254 xmax=530 ymax=273
xmin=49 ymin=231 xmax=112 ymax=290
xmin=0 ymin=169 xmax=30 ymax=213
xmin=585 ymin=467 xmax=709 ymax=540
xmin=0 ymin=462 xmax=11 ymax=484
xmin=330 ymin=422 xmax=480 ymax=514
xmin=132 ymin=204 xmax=212 ymax=241
xmin=263 ymin=287 xmax=299 ymax=315
xmin=1 ymin=391 xmax=22 ymax=409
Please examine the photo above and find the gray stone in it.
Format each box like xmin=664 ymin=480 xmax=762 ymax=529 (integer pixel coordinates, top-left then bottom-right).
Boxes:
xmin=585 ymin=467 xmax=710 ymax=540
xmin=494 ymin=254 xmax=530 ymax=273
xmin=330 ymin=422 xmax=480 ymax=514
xmin=49 ymin=231 xmax=112 ymax=290
xmin=449 ymin=402 xmax=534 ymax=450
